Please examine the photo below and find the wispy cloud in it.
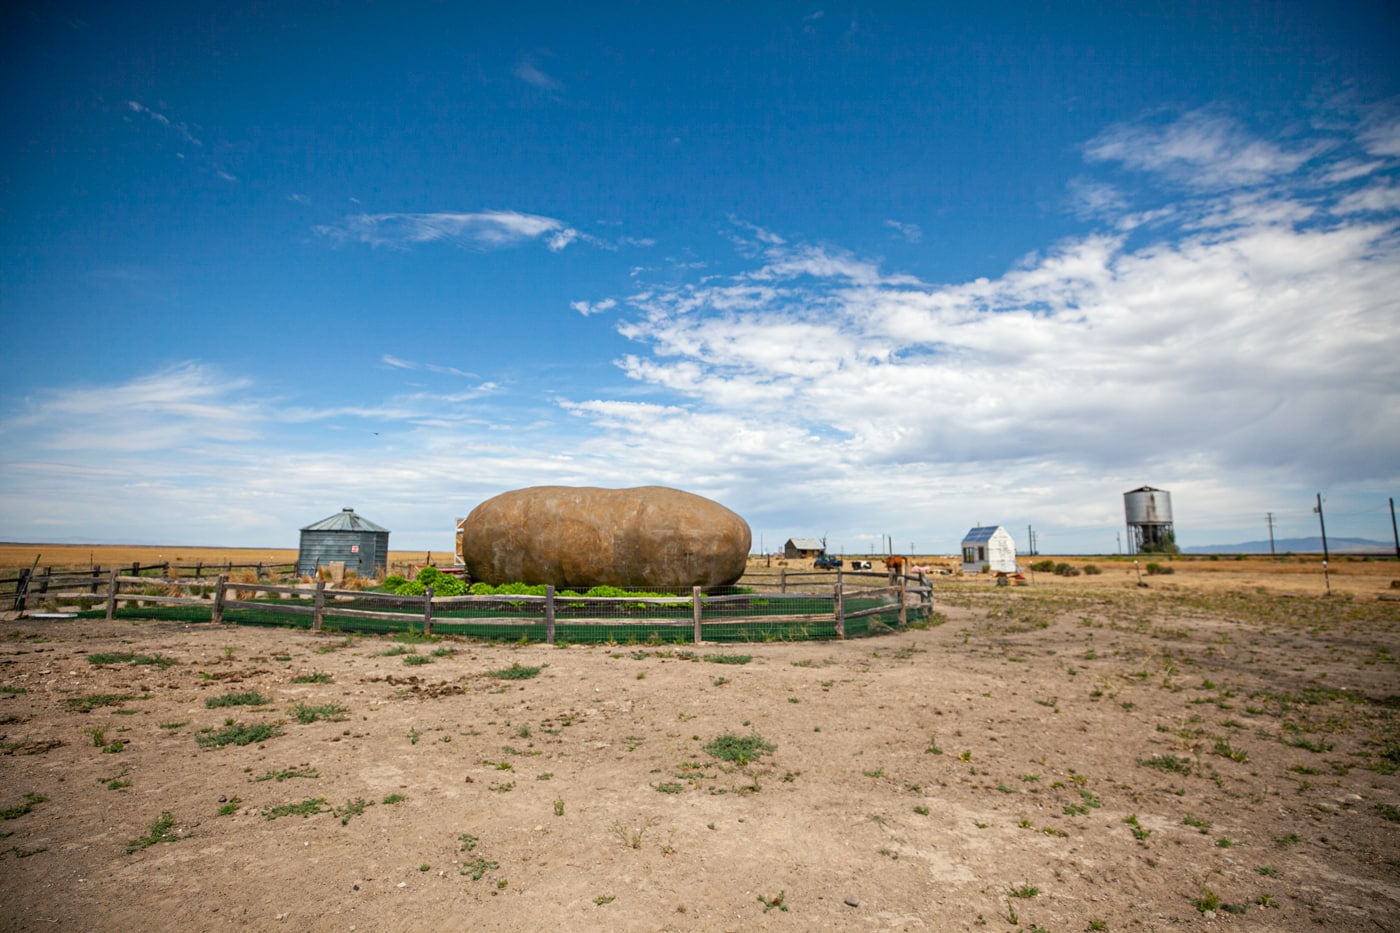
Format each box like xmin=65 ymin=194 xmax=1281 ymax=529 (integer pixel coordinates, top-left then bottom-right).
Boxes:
xmin=381 ymin=355 xmax=480 ymax=379
xmin=125 ymin=100 xmax=202 ymax=147
xmin=1086 ymin=109 xmax=1314 ymax=188
xmin=315 ymin=210 xmax=581 ymax=251
xmin=513 ymin=55 xmax=562 ymax=91
xmin=884 ymin=219 xmax=923 ymax=243
xmin=570 ymin=299 xmax=617 ymax=317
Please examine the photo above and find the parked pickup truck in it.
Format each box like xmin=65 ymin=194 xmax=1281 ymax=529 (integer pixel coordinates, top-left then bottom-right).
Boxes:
xmin=813 ymin=555 xmax=843 ymax=570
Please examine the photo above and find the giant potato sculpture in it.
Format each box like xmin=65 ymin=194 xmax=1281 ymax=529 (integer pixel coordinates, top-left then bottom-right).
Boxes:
xmin=458 ymin=486 xmax=751 ymax=589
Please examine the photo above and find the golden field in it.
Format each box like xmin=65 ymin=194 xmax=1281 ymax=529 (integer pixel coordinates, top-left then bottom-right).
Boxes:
xmin=2 ymin=542 xmax=1395 ymax=599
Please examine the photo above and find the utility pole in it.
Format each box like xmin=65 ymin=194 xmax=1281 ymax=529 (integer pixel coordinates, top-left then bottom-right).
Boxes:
xmin=1027 ymin=525 xmax=1033 ymax=557
xmin=1314 ymin=493 xmax=1330 ymax=563
xmin=1116 ymin=532 xmax=1121 ymax=555
xmin=1266 ymin=512 xmax=1276 ymax=556
xmin=1315 ymin=493 xmax=1331 ymax=597
xmin=1390 ymin=497 xmax=1398 ymax=560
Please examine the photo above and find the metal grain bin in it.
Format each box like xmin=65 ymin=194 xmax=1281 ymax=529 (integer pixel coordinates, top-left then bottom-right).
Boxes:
xmin=297 ymin=508 xmax=390 ymax=579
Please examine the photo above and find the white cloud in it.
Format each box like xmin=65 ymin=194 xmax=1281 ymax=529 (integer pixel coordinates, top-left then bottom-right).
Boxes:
xmin=314 ymin=210 xmax=582 ymax=251
xmin=513 ymin=55 xmax=562 ymax=91
xmin=884 ymin=219 xmax=923 ymax=243
xmin=8 ymin=108 xmax=1397 ymax=552
xmin=1086 ymin=109 xmax=1314 ymax=188
xmin=570 ymin=298 xmax=617 ymax=316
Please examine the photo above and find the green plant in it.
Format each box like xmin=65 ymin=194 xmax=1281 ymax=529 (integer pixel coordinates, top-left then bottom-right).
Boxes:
xmin=292 ymin=702 xmax=349 ymax=724
xmin=262 ymin=797 xmax=327 ymax=820
xmin=704 ymin=653 xmax=752 ymax=665
xmin=218 ymin=796 xmax=240 ymax=815
xmin=1007 ymin=884 xmax=1039 ymax=898
xmin=253 ymin=766 xmax=319 ymax=783
xmin=334 ymin=798 xmax=371 ymax=825
xmin=1123 ymin=814 xmax=1151 ymax=841
xmin=1194 ymin=889 xmax=1220 ymax=913
xmin=290 ymin=672 xmax=332 ymax=684
xmin=125 ymin=811 xmax=179 ymax=853
xmin=611 ymin=816 xmax=659 ymax=849
xmin=67 ymin=693 xmax=136 ymax=712
xmin=197 ymin=721 xmax=281 ymax=748
xmin=205 ymin=691 xmax=270 ymax=708
xmin=382 ymin=793 xmax=406 ymax=805
xmin=653 ymin=782 xmax=683 ymax=794
xmin=1138 ymin=754 xmax=1192 ymax=775
xmin=1255 ymin=865 xmax=1280 ymax=877
xmin=553 ymin=798 xmax=564 ymax=816
xmin=0 ymin=793 xmax=47 ymax=820
xmin=593 ymin=894 xmax=615 ymax=906
xmin=461 ymin=856 xmax=498 ymax=880
xmin=703 ymin=732 xmax=775 ymax=765
xmin=489 ymin=663 xmax=542 ymax=680
xmin=758 ymin=890 xmax=788 ymax=913
xmin=403 ymin=653 xmax=433 ymax=666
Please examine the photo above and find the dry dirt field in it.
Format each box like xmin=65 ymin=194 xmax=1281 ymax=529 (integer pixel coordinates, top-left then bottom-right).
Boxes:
xmin=1 ymin=553 xmax=1398 ymax=932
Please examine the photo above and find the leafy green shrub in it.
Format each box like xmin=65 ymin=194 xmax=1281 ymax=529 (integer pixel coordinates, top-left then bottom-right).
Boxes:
xmin=1083 ymin=564 xmax=1102 ymax=575
xmin=1054 ymin=562 xmax=1081 ymax=577
xmin=1029 ymin=559 xmax=1056 ymax=573
xmin=383 ymin=574 xmax=407 ymax=589
xmin=1145 ymin=562 xmax=1175 ymax=576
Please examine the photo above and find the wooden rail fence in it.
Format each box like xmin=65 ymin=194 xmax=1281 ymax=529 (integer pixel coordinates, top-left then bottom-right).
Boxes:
xmin=10 ymin=570 xmax=933 ymax=644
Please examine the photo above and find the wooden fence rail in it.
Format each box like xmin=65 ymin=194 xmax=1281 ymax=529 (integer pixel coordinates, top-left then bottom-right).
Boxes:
xmin=19 ymin=571 xmax=932 ymax=644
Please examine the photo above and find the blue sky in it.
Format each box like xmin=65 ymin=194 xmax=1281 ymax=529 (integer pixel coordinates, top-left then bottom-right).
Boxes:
xmin=3 ymin=2 xmax=1398 ymax=555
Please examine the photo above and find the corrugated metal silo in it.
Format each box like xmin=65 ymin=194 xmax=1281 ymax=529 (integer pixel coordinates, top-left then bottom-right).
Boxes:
xmin=1124 ymin=487 xmax=1175 ymax=554
xmin=297 ymin=508 xmax=390 ymax=578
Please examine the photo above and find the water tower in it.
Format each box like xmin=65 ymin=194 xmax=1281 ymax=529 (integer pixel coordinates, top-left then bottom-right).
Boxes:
xmin=1124 ymin=486 xmax=1175 ymax=554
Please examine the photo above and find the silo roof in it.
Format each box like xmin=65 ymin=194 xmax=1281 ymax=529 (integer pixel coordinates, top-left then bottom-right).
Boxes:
xmin=301 ymin=508 xmax=390 ymax=533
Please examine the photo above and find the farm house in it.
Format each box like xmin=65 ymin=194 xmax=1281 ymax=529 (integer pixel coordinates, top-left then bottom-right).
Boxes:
xmin=960 ymin=525 xmax=1017 ymax=574
xmin=296 ymin=508 xmax=390 ymax=579
xmin=784 ymin=538 xmax=826 ymax=559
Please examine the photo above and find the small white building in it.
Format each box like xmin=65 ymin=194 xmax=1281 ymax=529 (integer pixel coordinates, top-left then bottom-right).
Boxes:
xmin=960 ymin=526 xmax=1017 ymax=574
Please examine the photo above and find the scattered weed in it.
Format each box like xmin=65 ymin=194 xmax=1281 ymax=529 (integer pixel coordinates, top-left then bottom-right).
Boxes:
xmin=290 ymin=672 xmax=332 ymax=684
xmin=489 ymin=663 xmax=542 ymax=680
xmin=758 ymin=890 xmax=788 ymax=913
xmin=262 ymin=797 xmax=327 ymax=820
xmin=703 ymin=732 xmax=775 ymax=765
xmin=205 ymin=691 xmax=269 ymax=709
xmin=197 ymin=721 xmax=281 ymax=748
xmin=0 ymin=793 xmax=47 ymax=820
xmin=292 ymin=702 xmax=349 ymax=724
xmin=125 ymin=811 xmax=178 ymax=853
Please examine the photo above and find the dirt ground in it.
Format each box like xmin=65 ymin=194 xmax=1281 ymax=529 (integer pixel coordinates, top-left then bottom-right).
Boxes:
xmin=1 ymin=562 xmax=1398 ymax=931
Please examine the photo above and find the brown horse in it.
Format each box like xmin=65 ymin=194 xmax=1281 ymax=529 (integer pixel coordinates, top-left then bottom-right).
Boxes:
xmin=885 ymin=555 xmax=909 ymax=577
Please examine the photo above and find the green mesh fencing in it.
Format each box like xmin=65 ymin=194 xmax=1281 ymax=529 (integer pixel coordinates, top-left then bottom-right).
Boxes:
xmin=78 ymin=587 xmax=924 ymax=643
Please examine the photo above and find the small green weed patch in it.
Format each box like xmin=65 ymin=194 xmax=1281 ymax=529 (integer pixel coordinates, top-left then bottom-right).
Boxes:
xmin=205 ymin=691 xmax=270 ymax=709
xmin=196 ymin=721 xmax=281 ymax=748
xmin=125 ymin=811 xmax=178 ymax=853
xmin=86 ymin=652 xmax=176 ymax=669
xmin=703 ymin=731 xmax=775 ymax=765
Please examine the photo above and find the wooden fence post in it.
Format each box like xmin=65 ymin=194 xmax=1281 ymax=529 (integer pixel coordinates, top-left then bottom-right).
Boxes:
xmin=545 ymin=585 xmax=556 ymax=645
xmin=779 ymin=568 xmax=786 ymax=593
xmin=898 ymin=579 xmax=907 ymax=628
xmin=13 ymin=568 xmax=30 ymax=612
xmin=312 ymin=578 xmax=325 ymax=632
xmin=89 ymin=567 xmax=101 ymax=595
xmin=834 ymin=581 xmax=845 ymax=639
xmin=212 ymin=575 xmax=227 ymax=624
xmin=422 ymin=586 xmax=434 ymax=636
xmin=195 ymin=561 xmax=203 ymax=579
xmin=131 ymin=561 xmax=139 ymax=578
xmin=692 ymin=586 xmax=703 ymax=644
xmin=104 ymin=569 xmax=120 ymax=621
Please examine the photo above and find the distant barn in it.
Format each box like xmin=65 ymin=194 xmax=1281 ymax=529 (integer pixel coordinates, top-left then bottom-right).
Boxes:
xmin=784 ymin=538 xmax=826 ymax=559
xmin=297 ymin=508 xmax=390 ymax=579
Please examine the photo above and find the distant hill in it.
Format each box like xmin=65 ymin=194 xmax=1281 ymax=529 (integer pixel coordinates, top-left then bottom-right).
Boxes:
xmin=1184 ymin=536 xmax=1393 ymax=555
